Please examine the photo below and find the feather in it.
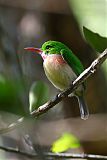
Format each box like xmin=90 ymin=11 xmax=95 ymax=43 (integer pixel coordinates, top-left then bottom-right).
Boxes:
xmin=77 ymin=96 xmax=89 ymax=120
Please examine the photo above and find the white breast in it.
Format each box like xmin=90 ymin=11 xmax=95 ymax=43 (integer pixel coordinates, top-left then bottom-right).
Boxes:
xmin=43 ymin=54 xmax=77 ymax=91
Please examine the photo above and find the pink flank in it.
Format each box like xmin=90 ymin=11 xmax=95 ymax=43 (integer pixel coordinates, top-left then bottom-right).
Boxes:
xmin=54 ymin=55 xmax=67 ymax=64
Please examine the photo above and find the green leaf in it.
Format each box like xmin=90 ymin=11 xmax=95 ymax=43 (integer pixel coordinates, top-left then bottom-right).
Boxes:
xmin=29 ymin=81 xmax=49 ymax=112
xmin=0 ymin=75 xmax=26 ymax=116
xmin=83 ymin=26 xmax=107 ymax=52
xmin=51 ymin=133 xmax=80 ymax=153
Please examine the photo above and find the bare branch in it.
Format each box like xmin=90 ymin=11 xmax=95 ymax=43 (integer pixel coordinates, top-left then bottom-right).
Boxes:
xmin=0 ymin=49 xmax=107 ymax=134
xmin=0 ymin=145 xmax=107 ymax=159
xmin=29 ymin=48 xmax=107 ymax=117
xmin=0 ymin=145 xmax=35 ymax=158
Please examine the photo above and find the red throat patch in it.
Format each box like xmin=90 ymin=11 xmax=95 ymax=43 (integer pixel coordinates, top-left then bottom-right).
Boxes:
xmin=42 ymin=54 xmax=66 ymax=65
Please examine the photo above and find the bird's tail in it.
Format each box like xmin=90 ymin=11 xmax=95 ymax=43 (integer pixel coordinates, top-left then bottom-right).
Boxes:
xmin=77 ymin=96 xmax=89 ymax=120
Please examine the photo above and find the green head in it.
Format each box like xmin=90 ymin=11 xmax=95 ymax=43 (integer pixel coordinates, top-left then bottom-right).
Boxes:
xmin=24 ymin=40 xmax=70 ymax=57
xmin=41 ymin=40 xmax=70 ymax=55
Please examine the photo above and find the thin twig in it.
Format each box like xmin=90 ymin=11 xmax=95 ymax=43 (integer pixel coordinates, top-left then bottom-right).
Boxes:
xmin=0 ymin=49 xmax=107 ymax=134
xmin=0 ymin=145 xmax=107 ymax=159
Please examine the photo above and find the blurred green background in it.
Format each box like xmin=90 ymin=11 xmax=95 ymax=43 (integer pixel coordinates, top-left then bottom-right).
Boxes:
xmin=0 ymin=0 xmax=107 ymax=159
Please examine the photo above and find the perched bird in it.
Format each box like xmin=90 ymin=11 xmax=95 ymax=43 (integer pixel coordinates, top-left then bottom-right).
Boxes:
xmin=24 ymin=41 xmax=89 ymax=120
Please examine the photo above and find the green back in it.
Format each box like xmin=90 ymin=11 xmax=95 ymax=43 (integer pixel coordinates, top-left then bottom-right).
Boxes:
xmin=61 ymin=49 xmax=84 ymax=76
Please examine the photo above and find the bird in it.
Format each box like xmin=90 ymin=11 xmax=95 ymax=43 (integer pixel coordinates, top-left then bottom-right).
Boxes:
xmin=24 ymin=40 xmax=89 ymax=120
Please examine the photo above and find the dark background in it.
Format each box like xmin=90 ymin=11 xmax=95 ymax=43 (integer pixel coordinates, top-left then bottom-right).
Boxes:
xmin=0 ymin=0 xmax=107 ymax=159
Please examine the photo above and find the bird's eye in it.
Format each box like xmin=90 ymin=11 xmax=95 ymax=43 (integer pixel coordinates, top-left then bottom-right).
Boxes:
xmin=46 ymin=45 xmax=52 ymax=49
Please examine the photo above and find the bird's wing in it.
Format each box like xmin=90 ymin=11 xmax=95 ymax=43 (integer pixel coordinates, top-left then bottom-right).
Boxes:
xmin=61 ymin=49 xmax=84 ymax=76
xmin=61 ymin=49 xmax=86 ymax=89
